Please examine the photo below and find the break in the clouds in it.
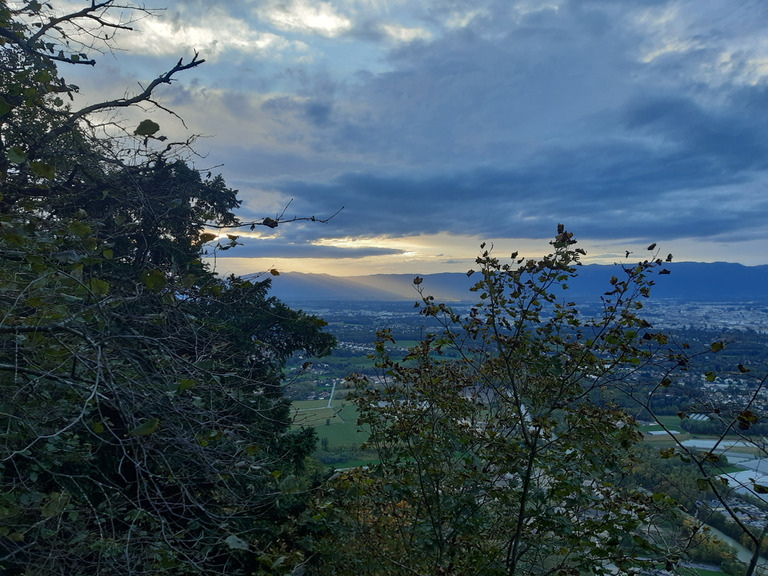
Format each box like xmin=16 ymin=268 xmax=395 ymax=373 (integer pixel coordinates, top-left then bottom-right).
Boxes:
xmin=206 ymin=236 xmax=404 ymax=260
xmin=61 ymin=0 xmax=768 ymax=272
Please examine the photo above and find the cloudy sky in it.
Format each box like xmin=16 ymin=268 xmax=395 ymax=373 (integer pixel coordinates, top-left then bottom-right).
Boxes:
xmin=60 ymin=0 xmax=768 ymax=275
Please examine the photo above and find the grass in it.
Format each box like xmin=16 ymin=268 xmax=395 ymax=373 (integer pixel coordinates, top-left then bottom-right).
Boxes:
xmin=642 ymin=432 xmax=691 ymax=444
xmin=295 ymin=399 xmax=375 ymax=468
xmin=341 ymin=356 xmax=377 ymax=368
xmin=293 ymin=399 xmax=333 ymax=410
xmin=292 ymin=399 xmax=368 ymax=448
xmin=293 ymin=407 xmax=337 ymax=427
xmin=638 ymin=414 xmax=686 ymax=432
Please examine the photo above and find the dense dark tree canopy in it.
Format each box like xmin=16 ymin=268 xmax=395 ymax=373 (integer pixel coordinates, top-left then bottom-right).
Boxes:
xmin=0 ymin=3 xmax=334 ymax=574
xmin=3 ymin=4 xmax=766 ymax=576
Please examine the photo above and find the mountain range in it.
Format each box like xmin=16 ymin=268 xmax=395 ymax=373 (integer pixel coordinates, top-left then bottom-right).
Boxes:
xmin=251 ymin=262 xmax=768 ymax=304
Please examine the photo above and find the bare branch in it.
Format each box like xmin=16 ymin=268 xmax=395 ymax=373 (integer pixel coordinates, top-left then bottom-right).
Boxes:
xmin=207 ymin=205 xmax=345 ymax=230
xmin=29 ymin=53 xmax=205 ymax=157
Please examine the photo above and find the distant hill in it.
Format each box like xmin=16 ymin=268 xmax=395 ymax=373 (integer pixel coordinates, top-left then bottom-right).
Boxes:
xmin=253 ymin=262 xmax=768 ymax=304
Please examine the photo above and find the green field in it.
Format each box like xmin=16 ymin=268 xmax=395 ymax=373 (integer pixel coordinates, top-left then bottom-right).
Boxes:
xmin=292 ymin=399 xmax=368 ymax=448
xmin=638 ymin=414 xmax=686 ymax=432
xmin=295 ymin=401 xmax=707 ymax=451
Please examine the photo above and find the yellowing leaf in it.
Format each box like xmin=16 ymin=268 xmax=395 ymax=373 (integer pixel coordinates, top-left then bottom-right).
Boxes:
xmin=177 ymin=379 xmax=195 ymax=392
xmin=127 ymin=418 xmax=159 ymax=437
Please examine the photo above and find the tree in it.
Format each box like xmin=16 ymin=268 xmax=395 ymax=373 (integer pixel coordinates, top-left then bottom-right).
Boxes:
xmin=305 ymin=228 xmax=699 ymax=576
xmin=639 ymin=366 xmax=768 ymax=576
xmin=0 ymin=3 xmax=335 ymax=574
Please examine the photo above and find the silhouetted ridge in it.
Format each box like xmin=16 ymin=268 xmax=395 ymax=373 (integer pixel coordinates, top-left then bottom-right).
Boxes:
xmin=255 ymin=262 xmax=768 ymax=304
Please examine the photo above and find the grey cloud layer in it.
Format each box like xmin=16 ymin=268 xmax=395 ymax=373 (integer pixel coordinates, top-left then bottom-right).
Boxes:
xmin=112 ymin=0 xmax=768 ymax=257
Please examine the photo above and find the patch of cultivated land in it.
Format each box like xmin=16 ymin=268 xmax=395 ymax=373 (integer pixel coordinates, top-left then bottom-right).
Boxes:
xmin=293 ymin=400 xmax=369 ymax=449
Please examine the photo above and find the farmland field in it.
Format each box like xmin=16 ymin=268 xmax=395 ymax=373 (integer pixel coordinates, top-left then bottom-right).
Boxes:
xmin=293 ymin=399 xmax=368 ymax=449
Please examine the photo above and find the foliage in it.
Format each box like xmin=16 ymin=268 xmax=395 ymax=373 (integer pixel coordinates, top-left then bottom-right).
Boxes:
xmin=641 ymin=372 xmax=768 ymax=576
xmin=0 ymin=2 xmax=334 ymax=574
xmin=304 ymin=228 xmax=696 ymax=576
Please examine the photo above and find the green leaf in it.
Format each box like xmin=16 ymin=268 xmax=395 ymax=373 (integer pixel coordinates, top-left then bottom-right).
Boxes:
xmin=710 ymin=341 xmax=725 ymax=353
xmin=141 ymin=269 xmax=166 ymax=292
xmin=695 ymin=478 xmax=709 ymax=491
xmin=134 ymin=119 xmax=160 ymax=136
xmin=177 ymin=379 xmax=195 ymax=392
xmin=705 ymin=371 xmax=716 ymax=382
xmin=7 ymin=146 xmax=27 ymax=164
xmin=127 ymin=418 xmax=160 ymax=437
xmin=30 ymin=161 xmax=55 ymax=180
xmin=0 ymin=95 xmax=10 ymax=117
xmin=89 ymin=278 xmax=109 ymax=297
xmin=68 ymin=221 xmax=91 ymax=238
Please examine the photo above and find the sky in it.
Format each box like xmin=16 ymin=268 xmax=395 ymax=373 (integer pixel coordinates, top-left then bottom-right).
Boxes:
xmin=53 ymin=0 xmax=768 ymax=276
